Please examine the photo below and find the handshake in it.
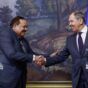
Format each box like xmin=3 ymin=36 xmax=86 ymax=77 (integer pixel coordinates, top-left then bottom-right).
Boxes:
xmin=33 ymin=50 xmax=59 ymax=66
xmin=34 ymin=55 xmax=46 ymax=66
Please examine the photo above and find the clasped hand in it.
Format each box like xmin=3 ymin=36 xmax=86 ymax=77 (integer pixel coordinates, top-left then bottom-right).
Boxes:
xmin=34 ymin=55 xmax=46 ymax=66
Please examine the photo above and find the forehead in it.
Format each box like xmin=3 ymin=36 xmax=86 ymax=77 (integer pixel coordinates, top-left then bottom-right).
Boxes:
xmin=19 ymin=19 xmax=28 ymax=24
xmin=69 ymin=13 xmax=76 ymax=21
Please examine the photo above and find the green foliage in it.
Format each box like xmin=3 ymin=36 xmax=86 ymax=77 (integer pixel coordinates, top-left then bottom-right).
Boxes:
xmin=0 ymin=6 xmax=12 ymax=27
xmin=15 ymin=0 xmax=39 ymax=17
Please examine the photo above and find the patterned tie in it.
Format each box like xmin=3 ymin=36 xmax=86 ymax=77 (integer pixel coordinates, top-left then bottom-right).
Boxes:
xmin=19 ymin=38 xmax=27 ymax=53
xmin=78 ymin=32 xmax=83 ymax=55
xmin=20 ymin=40 xmax=27 ymax=53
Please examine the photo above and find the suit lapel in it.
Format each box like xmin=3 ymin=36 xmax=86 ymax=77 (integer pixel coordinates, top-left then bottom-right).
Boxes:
xmin=72 ymin=33 xmax=80 ymax=55
xmin=10 ymin=29 xmax=24 ymax=51
xmin=21 ymin=38 xmax=34 ymax=54
xmin=72 ymin=28 xmax=88 ymax=56
xmin=82 ymin=29 xmax=88 ymax=55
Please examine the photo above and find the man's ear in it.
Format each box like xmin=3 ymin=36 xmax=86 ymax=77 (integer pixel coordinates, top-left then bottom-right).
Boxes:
xmin=79 ymin=18 xmax=83 ymax=25
xmin=13 ymin=24 xmax=17 ymax=30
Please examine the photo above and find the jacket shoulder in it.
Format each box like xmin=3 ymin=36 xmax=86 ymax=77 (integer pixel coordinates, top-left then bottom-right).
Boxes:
xmin=67 ymin=33 xmax=76 ymax=39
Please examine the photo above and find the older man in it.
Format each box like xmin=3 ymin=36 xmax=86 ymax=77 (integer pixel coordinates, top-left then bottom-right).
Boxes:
xmin=36 ymin=11 xmax=88 ymax=88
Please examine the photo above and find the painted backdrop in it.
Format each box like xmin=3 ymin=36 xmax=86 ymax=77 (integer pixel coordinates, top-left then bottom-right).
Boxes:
xmin=0 ymin=0 xmax=88 ymax=81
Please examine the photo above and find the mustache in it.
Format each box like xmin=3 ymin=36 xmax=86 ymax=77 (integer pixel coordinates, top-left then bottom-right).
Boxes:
xmin=22 ymin=30 xmax=27 ymax=32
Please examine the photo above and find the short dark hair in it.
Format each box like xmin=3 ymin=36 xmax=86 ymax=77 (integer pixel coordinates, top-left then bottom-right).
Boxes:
xmin=72 ymin=11 xmax=85 ymax=23
xmin=10 ymin=16 xmax=26 ymax=28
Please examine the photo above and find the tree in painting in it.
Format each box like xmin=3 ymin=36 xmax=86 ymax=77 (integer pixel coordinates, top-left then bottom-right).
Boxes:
xmin=15 ymin=0 xmax=39 ymax=17
xmin=0 ymin=6 xmax=12 ymax=29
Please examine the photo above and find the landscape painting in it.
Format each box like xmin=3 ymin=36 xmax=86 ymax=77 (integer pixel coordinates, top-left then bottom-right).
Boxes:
xmin=0 ymin=0 xmax=88 ymax=81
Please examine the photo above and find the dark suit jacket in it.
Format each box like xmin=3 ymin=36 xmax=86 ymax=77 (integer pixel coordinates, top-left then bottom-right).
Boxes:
xmin=0 ymin=28 xmax=34 ymax=88
xmin=45 ymin=30 xmax=88 ymax=88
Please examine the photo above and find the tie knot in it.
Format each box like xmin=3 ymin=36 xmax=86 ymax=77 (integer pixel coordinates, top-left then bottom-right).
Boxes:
xmin=19 ymin=37 xmax=24 ymax=41
xmin=78 ymin=32 xmax=82 ymax=35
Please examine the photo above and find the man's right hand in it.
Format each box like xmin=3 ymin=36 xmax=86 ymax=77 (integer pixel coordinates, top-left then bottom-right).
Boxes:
xmin=35 ymin=55 xmax=46 ymax=67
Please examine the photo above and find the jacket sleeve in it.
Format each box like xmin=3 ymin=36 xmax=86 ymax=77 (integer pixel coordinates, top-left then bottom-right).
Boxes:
xmin=45 ymin=37 xmax=70 ymax=67
xmin=0 ymin=29 xmax=33 ymax=63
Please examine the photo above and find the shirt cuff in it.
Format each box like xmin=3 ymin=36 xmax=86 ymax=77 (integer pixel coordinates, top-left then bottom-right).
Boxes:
xmin=33 ymin=55 xmax=46 ymax=62
xmin=33 ymin=55 xmax=35 ymax=61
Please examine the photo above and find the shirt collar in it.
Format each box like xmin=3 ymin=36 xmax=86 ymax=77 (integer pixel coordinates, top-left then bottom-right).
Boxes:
xmin=80 ymin=25 xmax=88 ymax=33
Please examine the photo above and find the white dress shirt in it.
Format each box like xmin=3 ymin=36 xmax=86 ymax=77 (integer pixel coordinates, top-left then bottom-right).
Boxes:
xmin=76 ymin=25 xmax=88 ymax=50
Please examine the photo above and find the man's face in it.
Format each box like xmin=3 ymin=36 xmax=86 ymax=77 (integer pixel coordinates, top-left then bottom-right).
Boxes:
xmin=13 ymin=19 xmax=28 ymax=37
xmin=68 ymin=13 xmax=82 ymax=32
